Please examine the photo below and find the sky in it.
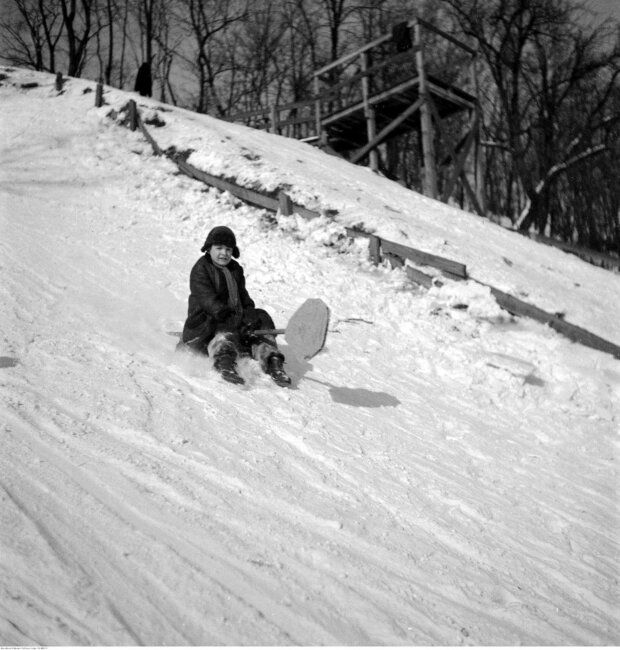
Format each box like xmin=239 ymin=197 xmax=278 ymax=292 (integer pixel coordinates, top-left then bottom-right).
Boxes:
xmin=586 ymin=0 xmax=620 ymax=19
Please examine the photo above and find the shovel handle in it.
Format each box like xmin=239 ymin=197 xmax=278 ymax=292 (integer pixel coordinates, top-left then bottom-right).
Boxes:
xmin=253 ymin=328 xmax=285 ymax=335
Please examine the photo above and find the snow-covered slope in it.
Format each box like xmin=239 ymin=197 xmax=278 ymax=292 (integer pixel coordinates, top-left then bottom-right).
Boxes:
xmin=1 ymin=68 xmax=618 ymax=645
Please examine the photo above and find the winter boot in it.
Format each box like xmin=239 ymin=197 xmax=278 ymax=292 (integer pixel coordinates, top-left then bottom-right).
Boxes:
xmin=213 ymin=354 xmax=245 ymax=385
xmin=266 ymin=354 xmax=291 ymax=387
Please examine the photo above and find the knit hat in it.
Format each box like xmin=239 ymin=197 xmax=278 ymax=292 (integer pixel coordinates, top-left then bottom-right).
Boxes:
xmin=201 ymin=226 xmax=240 ymax=258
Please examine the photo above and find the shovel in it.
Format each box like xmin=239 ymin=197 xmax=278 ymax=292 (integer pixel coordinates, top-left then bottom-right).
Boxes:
xmin=254 ymin=298 xmax=330 ymax=360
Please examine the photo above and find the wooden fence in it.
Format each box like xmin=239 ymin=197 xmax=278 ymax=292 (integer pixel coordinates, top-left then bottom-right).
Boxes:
xmin=105 ymin=93 xmax=620 ymax=360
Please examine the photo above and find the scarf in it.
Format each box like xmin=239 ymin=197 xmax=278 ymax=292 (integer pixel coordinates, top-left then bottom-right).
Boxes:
xmin=220 ymin=265 xmax=244 ymax=328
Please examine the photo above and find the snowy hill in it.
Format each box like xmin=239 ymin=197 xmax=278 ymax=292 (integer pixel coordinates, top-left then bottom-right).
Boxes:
xmin=1 ymin=67 xmax=618 ymax=645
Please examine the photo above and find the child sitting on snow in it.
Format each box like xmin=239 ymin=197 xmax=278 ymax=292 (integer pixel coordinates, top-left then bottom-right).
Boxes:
xmin=178 ymin=226 xmax=291 ymax=387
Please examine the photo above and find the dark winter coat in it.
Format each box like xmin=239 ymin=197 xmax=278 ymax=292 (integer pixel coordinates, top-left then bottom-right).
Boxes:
xmin=182 ymin=255 xmax=255 ymax=344
xmin=134 ymin=63 xmax=152 ymax=97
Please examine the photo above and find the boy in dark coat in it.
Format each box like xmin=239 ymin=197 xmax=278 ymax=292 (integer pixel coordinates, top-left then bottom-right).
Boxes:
xmin=179 ymin=226 xmax=291 ymax=386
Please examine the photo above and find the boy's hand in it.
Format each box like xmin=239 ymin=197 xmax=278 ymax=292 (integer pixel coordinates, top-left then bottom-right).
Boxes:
xmin=240 ymin=317 xmax=261 ymax=340
xmin=215 ymin=305 xmax=234 ymax=322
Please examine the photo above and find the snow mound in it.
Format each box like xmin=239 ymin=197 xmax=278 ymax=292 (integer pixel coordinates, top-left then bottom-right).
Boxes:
xmin=1 ymin=67 xmax=618 ymax=646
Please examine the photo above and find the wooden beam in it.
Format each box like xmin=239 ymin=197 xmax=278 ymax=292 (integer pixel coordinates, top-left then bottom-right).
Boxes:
xmin=426 ymin=79 xmax=476 ymax=110
xmin=459 ymin=170 xmax=485 ymax=216
xmin=175 ymin=158 xmax=323 ymax=220
xmin=381 ymin=238 xmax=467 ymax=279
xmin=273 ymin=114 xmax=314 ymax=130
xmin=137 ymin=113 xmax=163 ymax=155
xmin=439 ymin=110 xmax=478 ymax=202
xmin=363 ymin=48 xmax=419 ymax=79
xmin=314 ymin=76 xmax=323 ymax=144
xmin=317 ymin=48 xmax=419 ymax=99
xmin=321 ymin=99 xmax=366 ymax=127
xmin=279 ymin=75 xmax=422 ymax=133
xmin=291 ymin=204 xmax=321 ymax=220
xmin=383 ymin=251 xmax=441 ymax=288
xmin=95 ymin=82 xmax=104 ymax=108
xmin=369 ymin=235 xmax=382 ymax=264
xmin=314 ymin=31 xmax=395 ymax=76
xmin=129 ymin=99 xmax=138 ymax=131
xmin=484 ymin=284 xmax=620 ymax=360
xmin=350 ymin=97 xmax=424 ymax=164
xmin=346 ymin=227 xmax=467 ymax=279
xmin=425 ymin=92 xmax=483 ymax=214
xmin=369 ymin=76 xmax=421 ymax=107
xmin=175 ymin=159 xmax=277 ymax=211
xmin=279 ymin=191 xmax=293 ymax=216
xmin=227 ymin=107 xmax=270 ymax=121
xmin=314 ymin=16 xmax=475 ymax=79
xmin=270 ymin=104 xmax=278 ymax=134
xmin=319 ymin=73 xmax=472 ymax=131
xmin=527 ymin=233 xmax=620 ymax=271
xmin=405 ymin=266 xmax=434 ymax=288
xmin=415 ymin=21 xmax=438 ymax=198
xmin=360 ymin=52 xmax=379 ymax=172
xmin=442 ymin=134 xmax=475 ymax=202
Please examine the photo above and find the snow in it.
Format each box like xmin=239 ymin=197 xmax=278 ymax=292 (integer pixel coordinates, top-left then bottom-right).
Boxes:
xmin=0 ymin=68 xmax=618 ymax=646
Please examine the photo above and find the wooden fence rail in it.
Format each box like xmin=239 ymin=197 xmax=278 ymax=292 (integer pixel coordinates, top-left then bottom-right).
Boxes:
xmin=113 ymin=97 xmax=620 ymax=360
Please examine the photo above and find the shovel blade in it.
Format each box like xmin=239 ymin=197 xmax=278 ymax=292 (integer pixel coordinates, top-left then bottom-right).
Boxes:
xmin=285 ymin=298 xmax=330 ymax=360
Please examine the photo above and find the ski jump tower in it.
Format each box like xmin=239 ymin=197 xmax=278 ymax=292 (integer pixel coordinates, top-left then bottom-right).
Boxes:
xmin=230 ymin=17 xmax=484 ymax=214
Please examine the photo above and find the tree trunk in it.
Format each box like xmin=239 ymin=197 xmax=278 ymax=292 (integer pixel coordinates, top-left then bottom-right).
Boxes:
xmin=105 ymin=0 xmax=114 ymax=84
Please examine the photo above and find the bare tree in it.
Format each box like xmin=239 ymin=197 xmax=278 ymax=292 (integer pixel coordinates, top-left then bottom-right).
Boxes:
xmin=103 ymin=0 xmax=115 ymax=83
xmin=93 ymin=0 xmax=116 ymax=83
xmin=134 ymin=0 xmax=162 ymax=64
xmin=154 ymin=5 xmax=183 ymax=104
xmin=318 ymin=0 xmax=361 ymax=63
xmin=0 ymin=0 xmax=64 ymax=72
xmin=58 ymin=0 xmax=95 ymax=76
xmin=443 ymin=0 xmax=620 ymax=248
xmin=515 ymin=17 xmax=620 ymax=237
xmin=113 ymin=0 xmax=131 ymax=87
xmin=174 ymin=0 xmax=246 ymax=115
xmin=279 ymin=0 xmax=320 ymax=104
xmin=232 ymin=1 xmax=289 ymax=110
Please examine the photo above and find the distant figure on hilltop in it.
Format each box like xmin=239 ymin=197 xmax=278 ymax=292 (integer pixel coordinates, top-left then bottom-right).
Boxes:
xmin=134 ymin=63 xmax=152 ymax=97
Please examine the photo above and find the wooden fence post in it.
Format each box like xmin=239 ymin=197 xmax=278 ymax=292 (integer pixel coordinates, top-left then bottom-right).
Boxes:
xmin=369 ymin=235 xmax=382 ymax=265
xmin=360 ymin=52 xmax=379 ymax=172
xmin=278 ymin=191 xmax=293 ymax=216
xmin=55 ymin=72 xmax=63 ymax=92
xmin=95 ymin=82 xmax=103 ymax=107
xmin=270 ymin=104 xmax=278 ymax=134
xmin=314 ymin=75 xmax=325 ymax=145
xmin=129 ymin=99 xmax=138 ymax=131
xmin=414 ymin=20 xmax=438 ymax=199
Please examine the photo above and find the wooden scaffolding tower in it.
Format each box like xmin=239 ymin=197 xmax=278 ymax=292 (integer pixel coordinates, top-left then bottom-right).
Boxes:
xmin=229 ymin=17 xmax=485 ymax=214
